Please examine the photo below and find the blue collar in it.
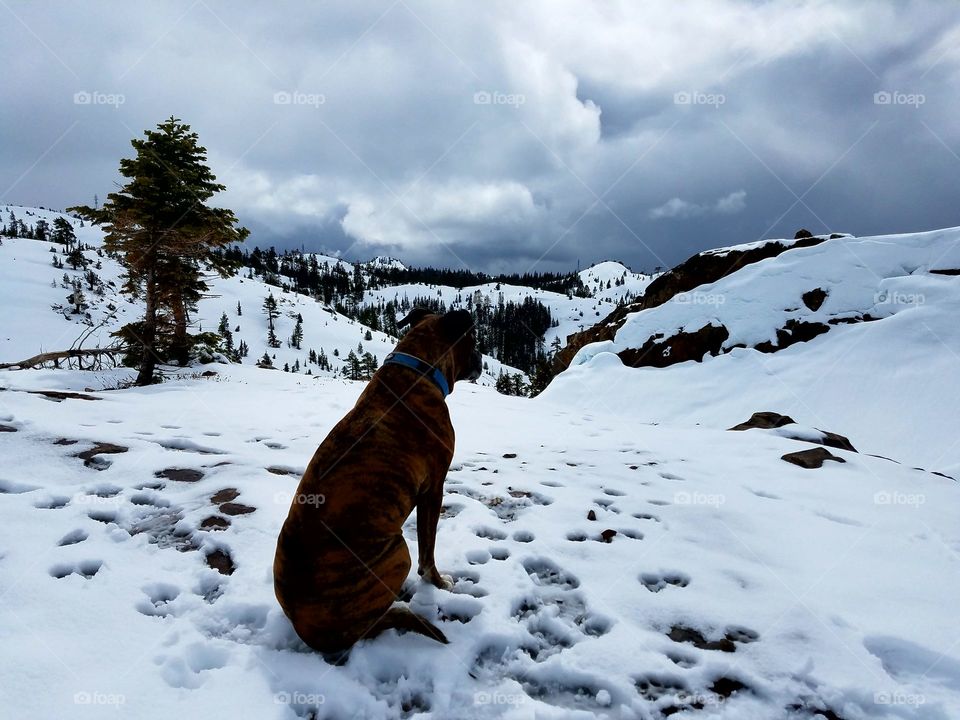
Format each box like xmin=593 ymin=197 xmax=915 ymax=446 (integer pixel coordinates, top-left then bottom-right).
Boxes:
xmin=383 ymin=352 xmax=450 ymax=398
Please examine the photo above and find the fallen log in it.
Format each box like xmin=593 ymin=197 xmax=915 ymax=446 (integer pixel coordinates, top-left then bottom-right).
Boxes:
xmin=0 ymin=346 xmax=128 ymax=370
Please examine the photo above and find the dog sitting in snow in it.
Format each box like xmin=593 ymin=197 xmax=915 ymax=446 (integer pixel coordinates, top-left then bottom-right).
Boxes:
xmin=273 ymin=308 xmax=482 ymax=652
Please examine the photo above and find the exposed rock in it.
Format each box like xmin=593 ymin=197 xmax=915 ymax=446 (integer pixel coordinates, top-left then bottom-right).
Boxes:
xmin=551 ymin=235 xmax=828 ymax=377
xmin=502 ymin=452 xmax=517 ymax=459
xmin=729 ymin=412 xmax=797 ymax=431
xmin=210 ymin=488 xmax=240 ymax=504
xmin=667 ymin=625 xmax=735 ymax=652
xmin=828 ymin=314 xmax=878 ymax=325
xmin=200 ymin=515 xmax=230 ymax=531
xmin=754 ymin=319 xmax=829 ymax=353
xmin=219 ymin=502 xmax=256 ymax=516
xmin=794 ymin=229 xmax=813 ymax=239
xmin=205 ymin=549 xmax=235 ymax=575
xmin=266 ymin=466 xmax=299 ymax=477
xmin=730 ymin=412 xmax=856 ymax=452
xmin=0 ymin=424 xmax=17 ymax=432
xmin=154 ymin=468 xmax=204 ymax=483
xmin=587 ymin=509 xmax=597 ymax=521
xmin=28 ymin=390 xmax=101 ymax=402
xmin=781 ymin=447 xmax=846 ymax=469
xmin=801 ymin=288 xmax=828 ymax=311
xmin=599 ymin=529 xmax=617 ymax=543
xmin=75 ymin=443 xmax=128 ymax=469
xmin=931 ymin=268 xmax=960 ymax=276
xmin=618 ymin=323 xmax=730 ymax=369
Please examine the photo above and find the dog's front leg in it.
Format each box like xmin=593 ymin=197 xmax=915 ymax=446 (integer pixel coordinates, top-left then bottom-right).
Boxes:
xmin=416 ymin=481 xmax=452 ymax=590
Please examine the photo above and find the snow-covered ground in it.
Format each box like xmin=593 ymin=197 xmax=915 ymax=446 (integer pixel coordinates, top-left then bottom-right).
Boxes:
xmin=0 ymin=365 xmax=957 ymax=719
xmin=550 ymin=228 xmax=960 ymax=476
xmin=2 ymin=208 xmax=959 ymax=718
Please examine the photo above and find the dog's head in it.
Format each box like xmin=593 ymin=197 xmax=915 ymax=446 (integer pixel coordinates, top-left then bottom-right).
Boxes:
xmin=396 ymin=308 xmax=483 ymax=388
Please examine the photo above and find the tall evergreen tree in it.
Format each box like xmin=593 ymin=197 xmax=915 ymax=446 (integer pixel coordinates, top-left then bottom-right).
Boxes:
xmin=69 ymin=117 xmax=248 ymax=385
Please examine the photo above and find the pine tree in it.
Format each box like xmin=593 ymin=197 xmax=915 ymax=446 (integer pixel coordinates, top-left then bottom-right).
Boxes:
xmin=290 ymin=314 xmax=303 ymax=349
xmin=259 ymin=351 xmax=273 ymax=367
xmin=67 ymin=246 xmax=88 ymax=270
xmin=236 ymin=300 xmax=242 ymax=316
xmin=69 ymin=117 xmax=248 ymax=385
xmin=364 ymin=329 xmax=373 ymax=341
xmin=263 ymin=293 xmax=281 ymax=348
xmin=51 ymin=217 xmax=76 ymax=251
xmin=35 ymin=219 xmax=49 ymax=241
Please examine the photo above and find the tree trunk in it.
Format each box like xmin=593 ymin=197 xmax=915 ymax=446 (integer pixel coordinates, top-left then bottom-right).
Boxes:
xmin=171 ymin=296 xmax=189 ymax=367
xmin=136 ymin=269 xmax=158 ymax=386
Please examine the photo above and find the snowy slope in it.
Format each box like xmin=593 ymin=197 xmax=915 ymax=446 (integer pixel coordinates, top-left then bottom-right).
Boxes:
xmin=547 ymin=229 xmax=960 ymax=475
xmin=0 ymin=365 xmax=957 ymax=719
xmin=0 ymin=207 xmax=521 ymax=384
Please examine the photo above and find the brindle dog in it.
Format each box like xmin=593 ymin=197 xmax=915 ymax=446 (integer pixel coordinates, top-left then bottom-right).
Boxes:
xmin=273 ymin=308 xmax=482 ymax=651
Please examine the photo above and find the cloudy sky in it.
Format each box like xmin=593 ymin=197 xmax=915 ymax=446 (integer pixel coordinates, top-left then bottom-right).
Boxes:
xmin=2 ymin=1 xmax=960 ymax=273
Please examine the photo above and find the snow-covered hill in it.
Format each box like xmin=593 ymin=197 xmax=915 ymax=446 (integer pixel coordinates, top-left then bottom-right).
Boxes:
xmin=0 ymin=205 xmax=647 ymax=383
xmin=546 ymin=228 xmax=960 ymax=475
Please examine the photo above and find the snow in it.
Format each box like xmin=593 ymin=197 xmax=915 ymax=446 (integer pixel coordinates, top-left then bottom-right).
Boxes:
xmin=2 ymin=208 xmax=959 ymax=718
xmin=0 ymin=365 xmax=957 ymax=718
xmin=554 ymin=228 xmax=960 ymax=475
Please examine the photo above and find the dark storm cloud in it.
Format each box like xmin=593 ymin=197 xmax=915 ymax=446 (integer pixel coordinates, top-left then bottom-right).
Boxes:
xmin=2 ymin=0 xmax=959 ymax=274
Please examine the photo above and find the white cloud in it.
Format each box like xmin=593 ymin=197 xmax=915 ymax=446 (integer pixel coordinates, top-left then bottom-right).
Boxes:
xmin=649 ymin=190 xmax=747 ymax=220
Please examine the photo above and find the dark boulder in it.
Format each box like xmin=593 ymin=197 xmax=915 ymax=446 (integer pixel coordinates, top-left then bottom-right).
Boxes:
xmin=781 ymin=447 xmax=846 ymax=469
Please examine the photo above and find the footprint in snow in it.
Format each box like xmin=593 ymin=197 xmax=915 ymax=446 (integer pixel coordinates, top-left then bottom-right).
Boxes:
xmin=136 ymin=582 xmax=181 ymax=617
xmin=57 ymin=529 xmax=88 ymax=546
xmin=639 ymin=571 xmax=690 ymax=593
xmin=473 ymin=525 xmax=507 ymax=541
xmin=522 ymin=557 xmax=579 ymax=590
xmin=49 ymin=559 xmax=103 ymax=579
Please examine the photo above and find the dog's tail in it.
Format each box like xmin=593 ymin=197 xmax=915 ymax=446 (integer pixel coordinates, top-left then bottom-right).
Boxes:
xmin=371 ymin=606 xmax=448 ymax=644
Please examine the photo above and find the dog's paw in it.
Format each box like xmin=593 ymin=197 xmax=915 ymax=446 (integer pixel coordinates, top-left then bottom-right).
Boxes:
xmin=420 ymin=567 xmax=454 ymax=590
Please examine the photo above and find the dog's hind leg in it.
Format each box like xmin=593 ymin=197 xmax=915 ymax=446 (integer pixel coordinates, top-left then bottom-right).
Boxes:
xmin=367 ymin=606 xmax=448 ymax=644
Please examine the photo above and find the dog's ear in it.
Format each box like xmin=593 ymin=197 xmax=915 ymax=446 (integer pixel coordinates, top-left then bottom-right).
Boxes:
xmin=439 ymin=309 xmax=475 ymax=340
xmin=398 ymin=307 xmax=436 ymax=329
